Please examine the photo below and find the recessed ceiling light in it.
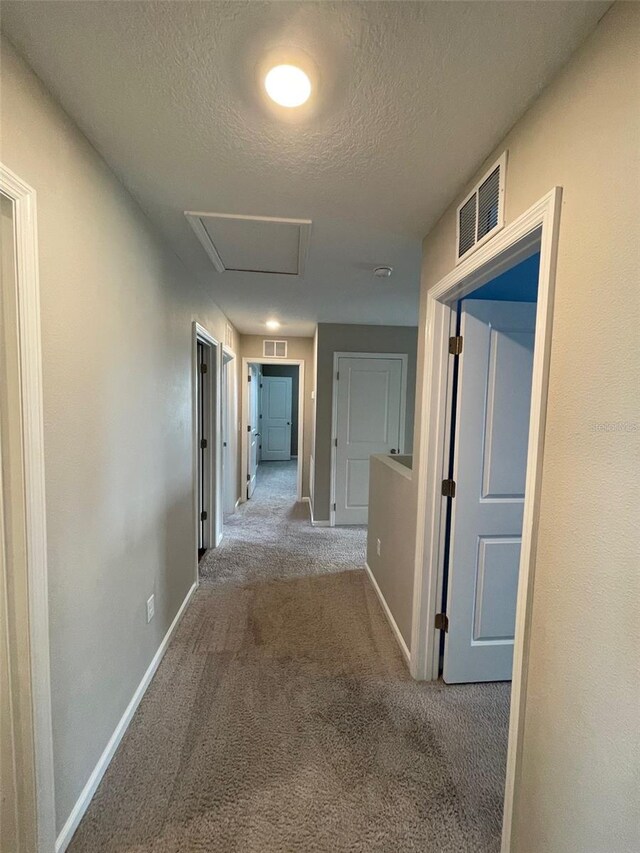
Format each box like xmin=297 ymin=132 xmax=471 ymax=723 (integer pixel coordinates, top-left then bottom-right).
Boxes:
xmin=266 ymin=319 xmax=281 ymax=330
xmin=264 ymin=65 xmax=311 ymax=108
xmin=373 ymin=266 xmax=393 ymax=278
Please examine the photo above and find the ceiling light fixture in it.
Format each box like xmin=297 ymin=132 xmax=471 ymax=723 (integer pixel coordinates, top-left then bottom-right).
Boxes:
xmin=373 ymin=266 xmax=393 ymax=278
xmin=266 ymin=319 xmax=281 ymax=330
xmin=264 ymin=64 xmax=311 ymax=108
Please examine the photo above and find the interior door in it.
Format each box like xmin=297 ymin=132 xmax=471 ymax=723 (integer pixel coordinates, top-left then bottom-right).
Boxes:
xmin=334 ymin=355 xmax=404 ymax=525
xmin=247 ymin=365 xmax=259 ymax=498
xmin=443 ymin=299 xmax=536 ymax=684
xmin=261 ymin=376 xmax=292 ymax=461
xmin=196 ymin=341 xmax=211 ymax=549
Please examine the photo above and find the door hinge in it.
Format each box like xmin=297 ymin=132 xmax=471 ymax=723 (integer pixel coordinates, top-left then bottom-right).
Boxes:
xmin=246 ymin=474 xmax=250 ymax=482
xmin=336 ymin=371 xmax=340 ymax=381
xmin=200 ymin=510 xmax=208 ymax=521
xmin=200 ymin=362 xmax=208 ymax=374
xmin=333 ymin=502 xmax=336 ymax=511
xmin=334 ymin=437 xmax=338 ymax=447
xmin=435 ymin=612 xmax=449 ymax=632
xmin=247 ymin=425 xmax=251 ymax=432
xmin=441 ymin=478 xmax=456 ymax=498
xmin=200 ymin=438 xmax=208 ymax=449
xmin=449 ymin=335 xmax=463 ymax=355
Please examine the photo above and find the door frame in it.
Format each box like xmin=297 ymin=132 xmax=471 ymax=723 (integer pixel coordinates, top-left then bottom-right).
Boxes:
xmin=409 ymin=187 xmax=562 ymax=851
xmin=241 ymin=357 xmax=305 ymax=502
xmin=329 ymin=351 xmax=409 ymax=527
xmin=0 ymin=164 xmax=56 ymax=851
xmin=192 ymin=322 xmax=222 ymax=581
xmin=221 ymin=345 xmax=236 ymax=514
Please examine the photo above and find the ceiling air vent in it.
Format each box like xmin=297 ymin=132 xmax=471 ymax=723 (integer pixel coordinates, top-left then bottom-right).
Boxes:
xmin=456 ymin=152 xmax=507 ymax=264
xmin=263 ymin=340 xmax=287 ymax=358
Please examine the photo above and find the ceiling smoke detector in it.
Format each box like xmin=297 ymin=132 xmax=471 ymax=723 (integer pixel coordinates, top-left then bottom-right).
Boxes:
xmin=373 ymin=266 xmax=393 ymax=279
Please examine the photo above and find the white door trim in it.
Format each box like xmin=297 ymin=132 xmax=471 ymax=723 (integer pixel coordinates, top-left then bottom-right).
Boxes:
xmin=409 ymin=187 xmax=562 ymax=852
xmin=329 ymin=352 xmax=409 ymax=527
xmin=0 ymin=163 xmax=56 ymax=852
xmin=192 ymin=322 xmax=222 ymax=583
xmin=241 ymin=358 xmax=305 ymax=502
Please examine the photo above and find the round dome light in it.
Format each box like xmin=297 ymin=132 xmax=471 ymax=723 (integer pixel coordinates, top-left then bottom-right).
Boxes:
xmin=373 ymin=266 xmax=393 ymax=278
xmin=264 ymin=65 xmax=312 ymax=108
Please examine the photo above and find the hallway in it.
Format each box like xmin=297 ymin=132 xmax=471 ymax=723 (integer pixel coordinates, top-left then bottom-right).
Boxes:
xmin=68 ymin=462 xmax=510 ymax=853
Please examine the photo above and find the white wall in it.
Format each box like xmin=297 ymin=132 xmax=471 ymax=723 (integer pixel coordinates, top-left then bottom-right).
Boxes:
xmin=0 ymin=38 xmax=239 ymax=835
xmin=414 ymin=4 xmax=639 ymax=850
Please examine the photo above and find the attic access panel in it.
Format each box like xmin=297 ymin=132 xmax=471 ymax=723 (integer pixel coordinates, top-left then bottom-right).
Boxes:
xmin=185 ymin=211 xmax=312 ymax=276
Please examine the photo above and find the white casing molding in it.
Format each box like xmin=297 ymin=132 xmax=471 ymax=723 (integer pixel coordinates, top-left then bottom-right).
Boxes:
xmin=0 ymin=163 xmax=56 ymax=853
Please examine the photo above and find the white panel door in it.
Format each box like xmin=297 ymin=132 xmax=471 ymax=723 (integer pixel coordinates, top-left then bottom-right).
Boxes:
xmin=444 ymin=299 xmax=536 ymax=683
xmin=247 ymin=365 xmax=259 ymax=498
xmin=261 ymin=376 xmax=292 ymax=461
xmin=334 ymin=356 xmax=404 ymax=525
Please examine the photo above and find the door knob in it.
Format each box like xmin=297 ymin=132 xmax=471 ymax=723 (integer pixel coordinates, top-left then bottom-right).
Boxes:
xmin=390 ymin=448 xmax=397 ymax=454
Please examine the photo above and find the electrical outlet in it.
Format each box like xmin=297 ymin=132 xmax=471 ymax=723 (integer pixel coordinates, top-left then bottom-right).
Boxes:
xmin=376 ymin=538 xmax=381 ymax=557
xmin=146 ymin=594 xmax=155 ymax=624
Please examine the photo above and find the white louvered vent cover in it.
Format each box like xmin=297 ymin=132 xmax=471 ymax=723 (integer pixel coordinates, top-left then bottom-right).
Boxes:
xmin=263 ymin=339 xmax=287 ymax=358
xmin=225 ymin=322 xmax=233 ymax=349
xmin=456 ymin=152 xmax=507 ymax=263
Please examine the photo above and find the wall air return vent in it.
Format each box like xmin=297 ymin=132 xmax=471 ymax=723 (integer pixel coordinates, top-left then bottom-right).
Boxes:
xmin=225 ymin=322 xmax=234 ymax=349
xmin=456 ymin=152 xmax=507 ymax=264
xmin=185 ymin=211 xmax=311 ymax=276
xmin=263 ymin=340 xmax=287 ymax=358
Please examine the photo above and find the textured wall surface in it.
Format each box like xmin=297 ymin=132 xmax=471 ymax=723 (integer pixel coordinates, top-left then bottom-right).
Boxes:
xmin=239 ymin=335 xmax=315 ymax=499
xmin=314 ymin=323 xmax=418 ymax=521
xmin=414 ymin=5 xmax=639 ymax=850
xmin=0 ymin=1 xmax=609 ymax=334
xmin=0 ymin=40 xmax=238 ymax=833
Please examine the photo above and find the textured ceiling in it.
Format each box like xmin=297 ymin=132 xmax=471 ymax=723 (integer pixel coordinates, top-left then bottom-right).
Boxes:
xmin=1 ymin=1 xmax=609 ymax=335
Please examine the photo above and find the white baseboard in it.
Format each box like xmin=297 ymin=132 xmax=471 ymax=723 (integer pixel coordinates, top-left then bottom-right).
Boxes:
xmin=55 ymin=581 xmax=197 ymax=853
xmin=364 ymin=562 xmax=411 ymax=667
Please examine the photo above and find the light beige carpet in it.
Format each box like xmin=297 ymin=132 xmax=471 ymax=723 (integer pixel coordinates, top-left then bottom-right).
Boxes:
xmin=69 ymin=462 xmax=510 ymax=852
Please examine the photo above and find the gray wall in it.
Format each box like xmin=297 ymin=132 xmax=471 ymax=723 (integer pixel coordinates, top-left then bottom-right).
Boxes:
xmin=367 ymin=455 xmax=416 ymax=648
xmin=0 ymin=39 xmax=239 ymax=833
xmin=414 ymin=5 xmax=639 ymax=850
xmin=261 ymin=365 xmax=299 ymax=455
xmin=313 ymin=323 xmax=418 ymax=521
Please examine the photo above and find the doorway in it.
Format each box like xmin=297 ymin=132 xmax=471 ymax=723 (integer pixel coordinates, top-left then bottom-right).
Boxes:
xmin=221 ymin=347 xmax=236 ymax=515
xmin=330 ymin=352 xmax=408 ymax=525
xmin=193 ymin=324 xmax=222 ymax=566
xmin=411 ymin=188 xmax=561 ymax=850
xmin=440 ymin=253 xmax=539 ymax=684
xmin=0 ymin=165 xmax=56 ymax=851
xmin=241 ymin=358 xmax=304 ymax=503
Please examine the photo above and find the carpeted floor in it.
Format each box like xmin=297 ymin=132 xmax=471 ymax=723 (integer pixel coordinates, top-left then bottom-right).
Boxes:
xmin=69 ymin=461 xmax=510 ymax=852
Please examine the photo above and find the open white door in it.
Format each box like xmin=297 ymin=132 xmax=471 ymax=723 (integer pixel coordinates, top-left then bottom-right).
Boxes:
xmin=261 ymin=376 xmax=292 ymax=461
xmin=443 ymin=299 xmax=536 ymax=684
xmin=334 ymin=355 xmax=405 ymax=525
xmin=247 ymin=365 xmax=259 ymax=498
